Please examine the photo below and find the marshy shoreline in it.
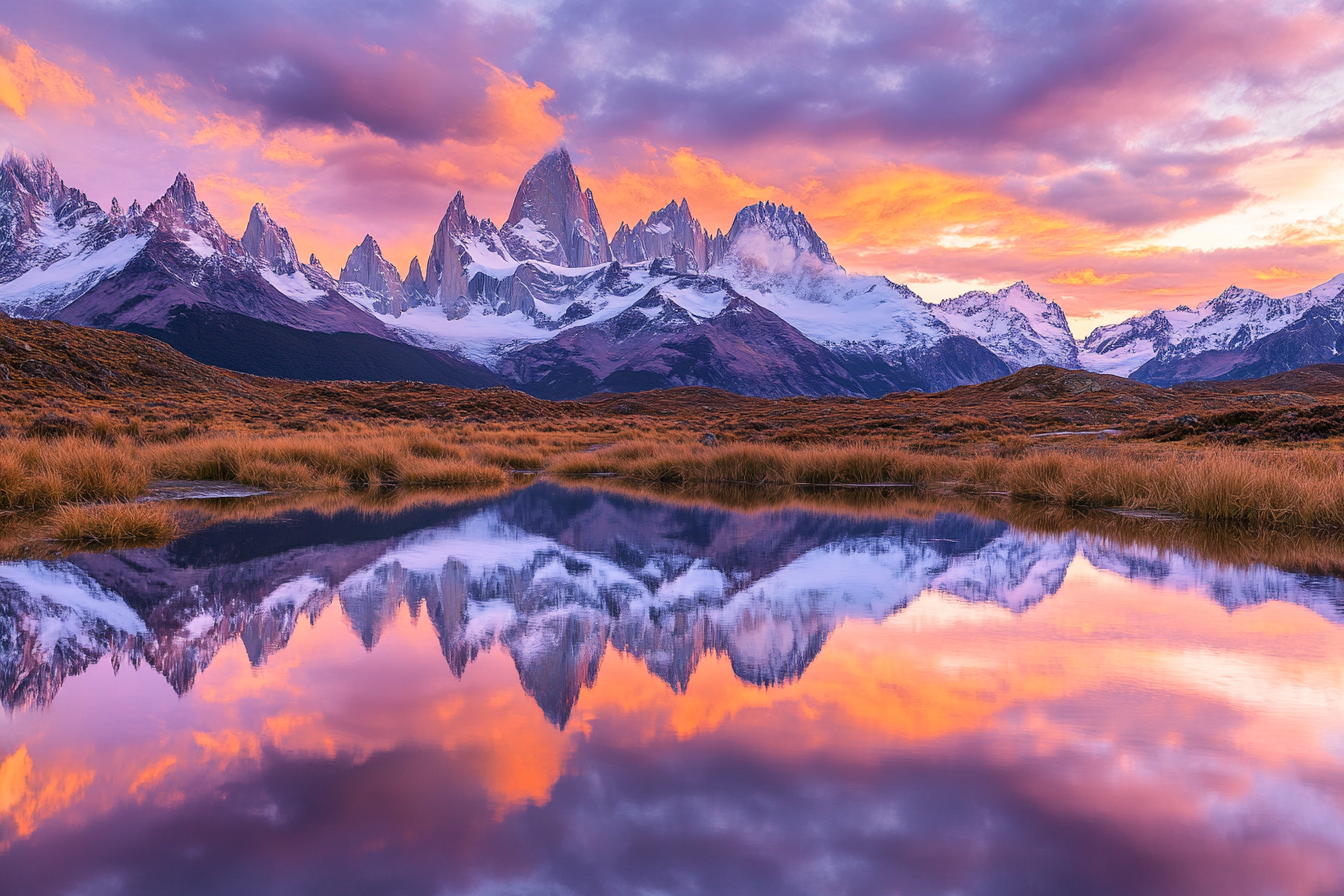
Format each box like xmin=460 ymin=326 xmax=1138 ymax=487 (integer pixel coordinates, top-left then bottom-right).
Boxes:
xmin=3 ymin=415 xmax=1344 ymax=555
xmin=4 ymin=315 xmax=1344 ymax=553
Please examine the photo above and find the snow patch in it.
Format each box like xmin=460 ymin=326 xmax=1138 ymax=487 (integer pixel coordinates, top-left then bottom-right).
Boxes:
xmin=261 ymin=268 xmax=326 ymax=303
xmin=0 ymin=233 xmax=148 ymax=317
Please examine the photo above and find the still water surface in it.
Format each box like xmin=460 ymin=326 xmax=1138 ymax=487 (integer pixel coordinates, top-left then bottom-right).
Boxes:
xmin=2 ymin=482 xmax=1344 ymax=895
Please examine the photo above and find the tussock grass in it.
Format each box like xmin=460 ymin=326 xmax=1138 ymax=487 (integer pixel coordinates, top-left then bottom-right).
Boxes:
xmin=144 ymin=431 xmax=509 ymax=490
xmin=4 ymin=418 xmax=1344 ymax=536
xmin=0 ymin=438 xmax=147 ymax=510
xmin=550 ymin=443 xmax=955 ymax=486
xmin=48 ymin=502 xmax=179 ymax=547
xmin=551 ymin=440 xmax=1344 ymax=530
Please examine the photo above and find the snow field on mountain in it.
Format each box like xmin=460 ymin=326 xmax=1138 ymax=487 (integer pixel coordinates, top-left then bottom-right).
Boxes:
xmin=0 ymin=233 xmax=148 ymax=317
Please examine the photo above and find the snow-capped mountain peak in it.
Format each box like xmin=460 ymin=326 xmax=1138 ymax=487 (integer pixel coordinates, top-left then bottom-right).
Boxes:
xmin=0 ymin=150 xmax=148 ymax=318
xmin=1080 ymin=273 xmax=1344 ymax=378
xmin=141 ymin=173 xmax=241 ymax=258
xmin=721 ymin=201 xmax=836 ymax=275
xmin=934 ymin=281 xmax=1080 ymax=370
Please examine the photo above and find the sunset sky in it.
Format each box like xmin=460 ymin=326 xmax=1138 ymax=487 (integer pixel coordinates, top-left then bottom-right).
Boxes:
xmin=3 ymin=0 xmax=1344 ymax=333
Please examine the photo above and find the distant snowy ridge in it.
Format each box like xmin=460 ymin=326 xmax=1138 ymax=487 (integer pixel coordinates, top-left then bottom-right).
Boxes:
xmin=1080 ymin=275 xmax=1344 ymax=377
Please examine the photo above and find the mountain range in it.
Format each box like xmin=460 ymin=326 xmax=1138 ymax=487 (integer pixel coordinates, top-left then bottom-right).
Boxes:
xmin=4 ymin=483 xmax=1342 ymax=723
xmin=2 ymin=146 xmax=1341 ymax=397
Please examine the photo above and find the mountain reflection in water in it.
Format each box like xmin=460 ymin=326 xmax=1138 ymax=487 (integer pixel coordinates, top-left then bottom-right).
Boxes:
xmin=2 ymin=482 xmax=1344 ymax=895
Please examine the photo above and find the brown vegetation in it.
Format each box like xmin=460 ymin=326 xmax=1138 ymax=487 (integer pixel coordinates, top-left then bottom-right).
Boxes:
xmin=4 ymin=315 xmax=1344 ymax=554
xmin=47 ymin=502 xmax=180 ymax=548
xmin=5 ymin=315 xmax=1344 ymax=447
xmin=550 ymin=440 xmax=1344 ymax=530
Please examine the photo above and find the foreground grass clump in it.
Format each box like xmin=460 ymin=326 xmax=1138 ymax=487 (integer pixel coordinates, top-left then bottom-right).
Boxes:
xmin=0 ymin=438 xmax=147 ymax=511
xmin=137 ymin=427 xmax=604 ymax=490
xmin=144 ymin=430 xmax=518 ymax=490
xmin=48 ymin=502 xmax=180 ymax=547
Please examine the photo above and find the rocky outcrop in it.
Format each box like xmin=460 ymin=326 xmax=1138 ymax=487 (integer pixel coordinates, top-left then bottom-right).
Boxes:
xmin=610 ymin=199 xmax=718 ymax=273
xmin=240 ymin=203 xmax=300 ymax=275
xmin=339 ymin=235 xmax=408 ymax=315
xmin=502 ymin=148 xmax=612 ymax=268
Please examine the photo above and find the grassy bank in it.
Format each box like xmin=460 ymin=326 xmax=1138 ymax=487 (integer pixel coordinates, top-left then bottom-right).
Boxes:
xmin=550 ymin=440 xmax=1344 ymax=530
xmin=2 ymin=409 xmax=1344 ymax=549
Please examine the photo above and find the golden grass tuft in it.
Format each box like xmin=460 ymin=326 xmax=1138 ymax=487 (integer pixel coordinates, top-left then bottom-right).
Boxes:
xmin=549 ymin=439 xmax=1344 ymax=530
xmin=0 ymin=438 xmax=147 ymax=510
xmin=48 ymin=502 xmax=180 ymax=547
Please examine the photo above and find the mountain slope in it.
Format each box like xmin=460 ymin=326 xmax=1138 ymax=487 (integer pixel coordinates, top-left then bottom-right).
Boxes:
xmin=56 ymin=229 xmax=389 ymax=337
xmin=498 ymin=283 xmax=868 ymax=399
xmin=1131 ymin=306 xmax=1344 ymax=386
xmin=934 ymin=281 xmax=1079 ymax=370
xmin=125 ymin=305 xmax=503 ymax=388
xmin=1082 ymin=275 xmax=1344 ymax=377
xmin=0 ymin=149 xmax=148 ymax=318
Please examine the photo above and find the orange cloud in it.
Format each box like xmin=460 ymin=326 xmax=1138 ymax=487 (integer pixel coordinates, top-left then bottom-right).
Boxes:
xmin=0 ymin=28 xmax=93 ymax=119
xmin=583 ymin=146 xmax=789 ymax=235
xmin=262 ymin=137 xmax=322 ymax=167
xmin=190 ymin=112 xmax=262 ymax=148
xmin=128 ymin=755 xmax=178 ymax=797
xmin=479 ymin=63 xmax=563 ymax=158
xmin=1252 ymin=265 xmax=1302 ymax=281
xmin=583 ymin=148 xmax=1126 ymax=268
xmin=1050 ymin=268 xmax=1134 ymax=286
xmin=0 ymin=745 xmax=94 ymax=843
xmin=129 ymin=79 xmax=177 ymax=123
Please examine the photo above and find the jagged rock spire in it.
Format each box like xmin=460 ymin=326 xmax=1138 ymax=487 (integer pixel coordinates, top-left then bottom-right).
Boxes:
xmin=610 ymin=197 xmax=714 ymax=273
xmin=404 ymin=255 xmax=426 ymax=296
xmin=502 ymin=148 xmax=611 ymax=267
xmin=339 ymin=234 xmax=408 ymax=315
xmin=241 ymin=203 xmax=300 ymax=274
xmin=424 ymin=190 xmax=511 ymax=308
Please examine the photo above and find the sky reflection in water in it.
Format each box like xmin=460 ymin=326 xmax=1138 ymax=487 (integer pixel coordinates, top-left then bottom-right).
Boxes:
xmin=2 ymin=482 xmax=1343 ymax=895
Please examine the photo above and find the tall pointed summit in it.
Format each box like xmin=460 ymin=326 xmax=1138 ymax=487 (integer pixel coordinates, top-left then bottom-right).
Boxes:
xmin=241 ymin=203 xmax=300 ymax=275
xmin=141 ymin=173 xmax=241 ymax=257
xmin=502 ymin=148 xmax=611 ymax=268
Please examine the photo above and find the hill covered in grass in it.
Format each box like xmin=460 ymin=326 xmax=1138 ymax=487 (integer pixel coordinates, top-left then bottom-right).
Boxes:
xmin=2 ymin=314 xmax=1342 ymax=447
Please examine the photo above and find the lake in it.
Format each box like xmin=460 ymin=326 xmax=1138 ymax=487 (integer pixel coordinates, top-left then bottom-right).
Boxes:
xmin=2 ymin=482 xmax=1343 ymax=895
